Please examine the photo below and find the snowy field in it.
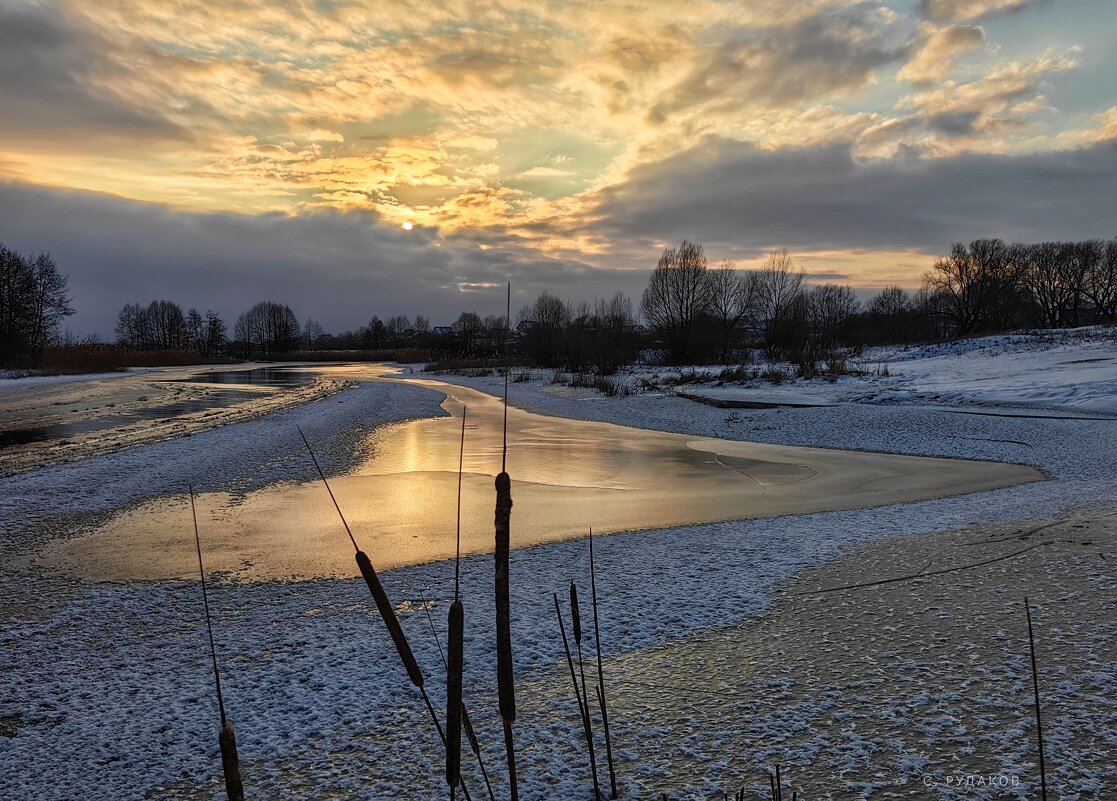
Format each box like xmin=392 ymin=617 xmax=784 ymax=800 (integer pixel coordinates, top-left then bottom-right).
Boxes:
xmin=1 ymin=329 xmax=1115 ymax=800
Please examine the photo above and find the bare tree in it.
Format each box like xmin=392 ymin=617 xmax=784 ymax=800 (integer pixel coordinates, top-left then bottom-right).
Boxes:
xmin=384 ymin=315 xmax=409 ymax=347
xmin=519 ymin=292 xmax=570 ymax=367
xmin=114 ymin=302 xmax=149 ymax=349
xmin=146 ymin=299 xmax=186 ymax=350
xmin=587 ymin=292 xmax=637 ymax=374
xmin=414 ymin=314 xmax=431 ymax=347
xmin=868 ymin=285 xmax=914 ymax=342
xmin=756 ymin=248 xmax=804 ymax=356
xmin=1085 ymin=238 xmax=1117 ymax=322
xmin=807 ymin=284 xmax=859 ymax=347
xmin=708 ymin=260 xmax=761 ymax=362
xmin=1 ymin=246 xmax=73 ymax=366
xmin=640 ymin=240 xmax=713 ymax=364
xmin=236 ymin=301 xmax=299 ymax=355
xmin=303 ymin=318 xmax=325 ymax=351
xmin=923 ymin=239 xmax=1022 ymax=335
xmin=186 ymin=308 xmax=205 ymax=354
xmin=203 ymin=311 xmax=227 ymax=356
xmin=452 ymin=311 xmax=484 ymax=353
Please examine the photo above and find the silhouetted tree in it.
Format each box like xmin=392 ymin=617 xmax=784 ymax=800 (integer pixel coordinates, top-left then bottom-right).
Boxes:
xmin=235 ymin=301 xmax=299 ymax=355
xmin=362 ymin=316 xmax=386 ymax=350
xmin=756 ymin=248 xmax=804 ymax=357
xmin=0 ymin=246 xmax=73 ymax=367
xmin=708 ymin=260 xmax=761 ymax=362
xmin=641 ymin=240 xmax=713 ymax=364
xmin=452 ymin=311 xmax=484 ymax=353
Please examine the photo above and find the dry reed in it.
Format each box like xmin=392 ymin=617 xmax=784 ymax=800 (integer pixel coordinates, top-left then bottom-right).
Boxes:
xmin=570 ymin=582 xmax=603 ymax=800
xmin=494 ymin=282 xmax=520 ymax=800
xmin=554 ymin=592 xmax=601 ymax=799
xmin=588 ymin=527 xmax=618 ymax=798
xmin=1025 ymin=597 xmax=1049 ymax=801
xmin=417 ymin=589 xmax=496 ymax=801
xmin=446 ymin=410 xmax=467 ymax=799
xmin=189 ymin=487 xmax=244 ymax=801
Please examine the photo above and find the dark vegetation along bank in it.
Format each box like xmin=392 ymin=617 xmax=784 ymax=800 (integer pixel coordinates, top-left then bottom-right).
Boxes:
xmin=2 ymin=236 xmax=1115 ymax=375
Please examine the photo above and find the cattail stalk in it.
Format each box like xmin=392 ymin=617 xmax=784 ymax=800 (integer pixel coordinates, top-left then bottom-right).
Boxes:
xmin=588 ymin=527 xmax=618 ymax=798
xmin=495 ymin=281 xmax=519 ymax=800
xmin=1025 ymin=597 xmax=1048 ymax=801
xmin=447 ymin=599 xmax=464 ymax=799
xmin=190 ymin=487 xmax=244 ymax=801
xmin=555 ymin=593 xmax=600 ymax=798
xmin=419 ymin=590 xmax=496 ymax=801
xmin=571 ymin=582 xmax=602 ymax=800
xmin=297 ymin=427 xmax=471 ymax=801
xmin=447 ymin=410 xmax=467 ymax=799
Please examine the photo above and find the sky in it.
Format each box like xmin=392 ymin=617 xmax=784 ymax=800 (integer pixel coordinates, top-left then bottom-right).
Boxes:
xmin=1 ymin=0 xmax=1116 ymax=336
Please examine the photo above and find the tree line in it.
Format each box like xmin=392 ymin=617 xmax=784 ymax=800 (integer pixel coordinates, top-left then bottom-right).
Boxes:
xmin=924 ymin=238 xmax=1117 ymax=335
xmin=6 ymin=234 xmax=1117 ymax=371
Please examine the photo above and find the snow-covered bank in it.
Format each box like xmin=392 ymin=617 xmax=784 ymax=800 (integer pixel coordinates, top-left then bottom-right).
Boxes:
xmin=497 ymin=326 xmax=1117 ymax=415
xmin=1 ymin=344 xmax=1115 ymax=799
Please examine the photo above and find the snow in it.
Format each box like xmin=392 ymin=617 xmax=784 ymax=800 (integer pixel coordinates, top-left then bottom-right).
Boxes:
xmin=573 ymin=327 xmax=1117 ymax=415
xmin=1 ymin=330 xmax=1116 ymax=799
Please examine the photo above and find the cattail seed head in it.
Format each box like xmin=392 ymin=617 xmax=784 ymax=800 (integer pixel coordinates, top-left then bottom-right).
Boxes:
xmin=355 ymin=550 xmax=424 ymax=688
xmin=569 ymin=582 xmax=582 ymax=643
xmin=218 ymin=720 xmax=244 ymax=801
xmin=446 ymin=599 xmax=464 ymax=788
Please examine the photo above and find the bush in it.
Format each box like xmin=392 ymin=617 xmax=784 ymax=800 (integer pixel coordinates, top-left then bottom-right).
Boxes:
xmin=760 ymin=367 xmax=791 ymax=384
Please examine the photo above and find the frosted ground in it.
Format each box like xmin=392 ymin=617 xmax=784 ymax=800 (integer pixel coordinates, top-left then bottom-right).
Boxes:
xmin=1 ymin=329 xmax=1115 ymax=799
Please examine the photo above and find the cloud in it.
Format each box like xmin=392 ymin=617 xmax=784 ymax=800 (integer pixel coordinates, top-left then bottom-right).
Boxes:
xmin=0 ymin=182 xmax=646 ymax=337
xmin=521 ymin=166 xmax=576 ymax=177
xmin=918 ymin=0 xmax=1050 ymax=23
xmin=649 ymin=3 xmax=911 ymax=121
xmin=589 ymin=136 xmax=1117 ymax=255
xmin=899 ymin=23 xmax=985 ymax=85
xmin=858 ymin=52 xmax=1076 ymax=157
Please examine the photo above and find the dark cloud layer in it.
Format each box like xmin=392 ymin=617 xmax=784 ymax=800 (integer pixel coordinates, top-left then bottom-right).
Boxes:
xmin=0 ymin=183 xmax=643 ymax=338
xmin=591 ymin=137 xmax=1117 ymax=255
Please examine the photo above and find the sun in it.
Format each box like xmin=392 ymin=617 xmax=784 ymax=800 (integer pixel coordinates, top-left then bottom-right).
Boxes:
xmin=401 ymin=221 xmax=413 ymax=231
